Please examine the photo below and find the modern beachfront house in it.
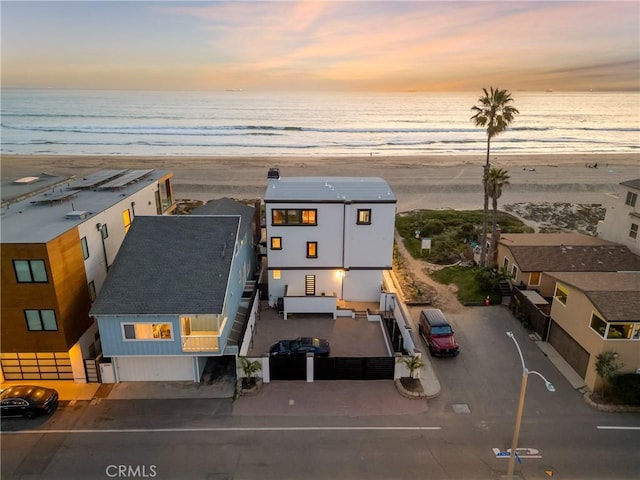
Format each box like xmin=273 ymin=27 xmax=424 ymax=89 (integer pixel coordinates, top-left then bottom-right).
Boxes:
xmin=1 ymin=169 xmax=175 ymax=383
xmin=597 ymin=178 xmax=640 ymax=256
xmin=264 ymin=171 xmax=397 ymax=318
xmin=90 ymin=202 xmax=259 ymax=383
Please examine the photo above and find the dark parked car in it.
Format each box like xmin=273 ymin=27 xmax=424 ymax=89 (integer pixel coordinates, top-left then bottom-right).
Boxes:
xmin=269 ymin=337 xmax=330 ymax=357
xmin=419 ymin=308 xmax=459 ymax=357
xmin=0 ymin=385 xmax=59 ymax=419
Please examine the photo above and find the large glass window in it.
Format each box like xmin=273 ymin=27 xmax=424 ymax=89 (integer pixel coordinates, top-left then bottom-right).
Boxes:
xmin=88 ymin=281 xmax=96 ymax=303
xmin=271 ymin=209 xmax=317 ymax=225
xmin=25 ymin=310 xmax=57 ymax=331
xmin=590 ymin=313 xmax=639 ymax=340
xmin=122 ymin=323 xmax=172 ymax=340
xmin=13 ymin=260 xmax=48 ymax=283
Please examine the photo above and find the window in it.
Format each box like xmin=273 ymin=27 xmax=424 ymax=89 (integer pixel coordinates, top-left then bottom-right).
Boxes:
xmin=554 ymin=285 xmax=568 ymax=305
xmin=122 ymin=323 xmax=172 ymax=340
xmin=88 ymin=281 xmax=96 ymax=302
xmin=305 ymin=275 xmax=316 ymax=295
xmin=511 ymin=264 xmax=518 ymax=279
xmin=25 ymin=309 xmax=58 ymax=331
xmin=625 ymin=191 xmax=638 ymax=207
xmin=357 ymin=209 xmax=371 ymax=225
xmin=306 ymin=241 xmax=318 ymax=258
xmin=270 ymin=237 xmax=282 ymax=250
xmin=13 ymin=260 xmax=48 ymax=283
xmin=272 ymin=270 xmax=281 ymax=280
xmin=81 ymin=236 xmax=90 ymax=260
xmin=630 ymin=223 xmax=638 ymax=239
xmin=502 ymin=257 xmax=509 ymax=269
xmin=271 ymin=209 xmax=317 ymax=225
xmin=591 ymin=313 xmax=640 ymax=340
xmin=101 ymin=224 xmax=109 ymax=239
xmin=123 ymin=209 xmax=132 ymax=233
xmin=529 ymin=272 xmax=541 ymax=286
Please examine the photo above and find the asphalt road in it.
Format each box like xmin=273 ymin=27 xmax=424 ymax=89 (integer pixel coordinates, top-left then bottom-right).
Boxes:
xmin=2 ymin=306 xmax=639 ymax=479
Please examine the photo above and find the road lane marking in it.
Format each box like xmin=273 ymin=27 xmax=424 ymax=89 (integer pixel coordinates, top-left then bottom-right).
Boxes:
xmin=597 ymin=426 xmax=640 ymax=430
xmin=1 ymin=426 xmax=442 ymax=435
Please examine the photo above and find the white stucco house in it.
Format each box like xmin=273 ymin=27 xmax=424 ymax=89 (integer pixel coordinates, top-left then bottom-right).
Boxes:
xmin=597 ymin=178 xmax=640 ymax=255
xmin=264 ymin=171 xmax=397 ymax=318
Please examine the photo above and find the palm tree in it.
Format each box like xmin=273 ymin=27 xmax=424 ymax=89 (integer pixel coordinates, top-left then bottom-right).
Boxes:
xmin=486 ymin=167 xmax=510 ymax=263
xmin=470 ymin=87 xmax=519 ymax=266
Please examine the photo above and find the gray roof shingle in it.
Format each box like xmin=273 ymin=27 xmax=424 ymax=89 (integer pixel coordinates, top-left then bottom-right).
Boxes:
xmin=91 ymin=216 xmax=239 ymax=316
xmin=548 ymin=272 xmax=640 ymax=320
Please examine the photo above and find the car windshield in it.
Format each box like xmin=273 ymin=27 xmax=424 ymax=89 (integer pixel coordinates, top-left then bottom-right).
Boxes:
xmin=289 ymin=340 xmax=301 ymax=350
xmin=431 ymin=326 xmax=453 ymax=336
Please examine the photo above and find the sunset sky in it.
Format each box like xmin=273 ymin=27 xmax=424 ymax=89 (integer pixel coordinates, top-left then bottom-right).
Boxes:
xmin=2 ymin=1 xmax=638 ymax=92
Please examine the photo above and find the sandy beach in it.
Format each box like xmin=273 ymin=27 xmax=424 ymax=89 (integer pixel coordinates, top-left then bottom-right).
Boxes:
xmin=2 ymin=153 xmax=639 ymax=213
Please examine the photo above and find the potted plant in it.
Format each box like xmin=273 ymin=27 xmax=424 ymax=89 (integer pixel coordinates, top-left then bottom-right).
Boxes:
xmin=239 ymin=357 xmax=262 ymax=391
xmin=399 ymin=354 xmax=425 ymax=394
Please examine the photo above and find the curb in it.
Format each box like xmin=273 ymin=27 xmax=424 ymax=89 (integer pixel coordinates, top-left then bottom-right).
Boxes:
xmin=394 ymin=378 xmax=428 ymax=399
xmin=583 ymin=391 xmax=640 ymax=413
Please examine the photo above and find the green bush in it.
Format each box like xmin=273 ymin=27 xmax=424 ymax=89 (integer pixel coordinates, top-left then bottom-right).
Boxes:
xmin=610 ymin=373 xmax=640 ymax=405
xmin=396 ymin=209 xmax=532 ymax=265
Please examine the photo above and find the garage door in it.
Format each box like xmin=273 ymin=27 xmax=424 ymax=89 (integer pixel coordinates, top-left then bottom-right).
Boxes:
xmin=548 ymin=321 xmax=589 ymax=378
xmin=0 ymin=352 xmax=73 ymax=380
xmin=116 ymin=356 xmax=193 ymax=382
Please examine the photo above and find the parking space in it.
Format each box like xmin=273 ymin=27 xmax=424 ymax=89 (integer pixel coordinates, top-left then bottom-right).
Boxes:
xmin=246 ymin=302 xmax=389 ymax=357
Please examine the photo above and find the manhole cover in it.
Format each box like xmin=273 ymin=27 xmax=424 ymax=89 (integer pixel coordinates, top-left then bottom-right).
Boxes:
xmin=452 ymin=403 xmax=471 ymax=414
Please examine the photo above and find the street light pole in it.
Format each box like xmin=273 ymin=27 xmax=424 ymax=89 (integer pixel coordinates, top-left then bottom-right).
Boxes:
xmin=505 ymin=331 xmax=555 ymax=479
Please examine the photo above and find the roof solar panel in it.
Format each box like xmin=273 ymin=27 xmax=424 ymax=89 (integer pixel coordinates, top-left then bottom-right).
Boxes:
xmin=30 ymin=190 xmax=81 ymax=204
xmin=70 ymin=170 xmax=129 ymax=189
xmin=97 ymin=169 xmax=154 ymax=189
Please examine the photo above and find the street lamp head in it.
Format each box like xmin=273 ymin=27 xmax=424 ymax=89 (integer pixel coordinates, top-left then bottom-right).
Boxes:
xmin=545 ymin=380 xmax=556 ymax=392
xmin=506 ymin=331 xmax=514 ymax=339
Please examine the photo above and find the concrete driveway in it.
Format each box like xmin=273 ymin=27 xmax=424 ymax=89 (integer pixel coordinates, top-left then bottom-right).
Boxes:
xmin=246 ymin=303 xmax=389 ymax=357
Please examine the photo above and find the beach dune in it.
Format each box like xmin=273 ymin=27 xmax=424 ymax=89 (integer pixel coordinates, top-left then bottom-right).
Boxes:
xmin=1 ymin=153 xmax=638 ymax=212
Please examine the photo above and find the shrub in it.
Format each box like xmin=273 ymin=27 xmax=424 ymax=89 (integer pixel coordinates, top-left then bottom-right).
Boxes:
xmin=610 ymin=374 xmax=640 ymax=405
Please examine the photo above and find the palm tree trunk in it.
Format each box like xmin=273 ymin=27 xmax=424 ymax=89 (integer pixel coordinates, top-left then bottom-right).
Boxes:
xmin=480 ymin=138 xmax=491 ymax=267
xmin=490 ymin=194 xmax=498 ymax=263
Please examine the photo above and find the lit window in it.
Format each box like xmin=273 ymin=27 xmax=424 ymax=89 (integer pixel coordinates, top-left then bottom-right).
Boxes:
xmin=307 ymin=241 xmax=318 ymax=258
xmin=122 ymin=323 xmax=172 ymax=340
xmin=25 ymin=309 xmax=58 ymax=331
xmin=273 ymin=270 xmax=281 ymax=280
xmin=630 ymin=223 xmax=638 ymax=239
xmin=590 ymin=313 xmax=607 ymax=338
xmin=625 ymin=191 xmax=638 ymax=207
xmin=81 ymin=236 xmax=90 ymax=260
xmin=529 ymin=272 xmax=541 ymax=285
xmin=13 ymin=260 xmax=48 ymax=283
xmin=555 ymin=285 xmax=568 ymax=305
xmin=271 ymin=209 xmax=317 ymax=225
xmin=357 ymin=209 xmax=371 ymax=225
xmin=123 ymin=209 xmax=132 ymax=233
xmin=271 ymin=237 xmax=282 ymax=250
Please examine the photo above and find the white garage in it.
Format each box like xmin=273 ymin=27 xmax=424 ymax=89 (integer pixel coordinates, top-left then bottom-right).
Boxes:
xmin=115 ymin=356 xmax=194 ymax=382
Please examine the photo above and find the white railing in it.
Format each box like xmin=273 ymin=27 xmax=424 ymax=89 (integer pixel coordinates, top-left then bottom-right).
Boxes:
xmin=181 ymin=334 xmax=219 ymax=352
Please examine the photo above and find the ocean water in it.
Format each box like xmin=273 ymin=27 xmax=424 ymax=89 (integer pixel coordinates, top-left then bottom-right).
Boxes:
xmin=1 ymin=89 xmax=638 ymax=157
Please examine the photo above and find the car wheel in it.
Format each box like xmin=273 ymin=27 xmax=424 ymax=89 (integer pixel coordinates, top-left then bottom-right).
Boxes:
xmin=23 ymin=411 xmax=35 ymax=419
xmin=428 ymin=345 xmax=436 ymax=357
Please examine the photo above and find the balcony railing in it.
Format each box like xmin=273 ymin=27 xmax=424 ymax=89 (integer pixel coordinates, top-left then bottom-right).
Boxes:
xmin=181 ymin=334 xmax=219 ymax=352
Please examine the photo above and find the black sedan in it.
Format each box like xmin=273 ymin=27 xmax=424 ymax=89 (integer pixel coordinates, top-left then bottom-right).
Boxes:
xmin=269 ymin=337 xmax=330 ymax=357
xmin=1 ymin=385 xmax=59 ymax=419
